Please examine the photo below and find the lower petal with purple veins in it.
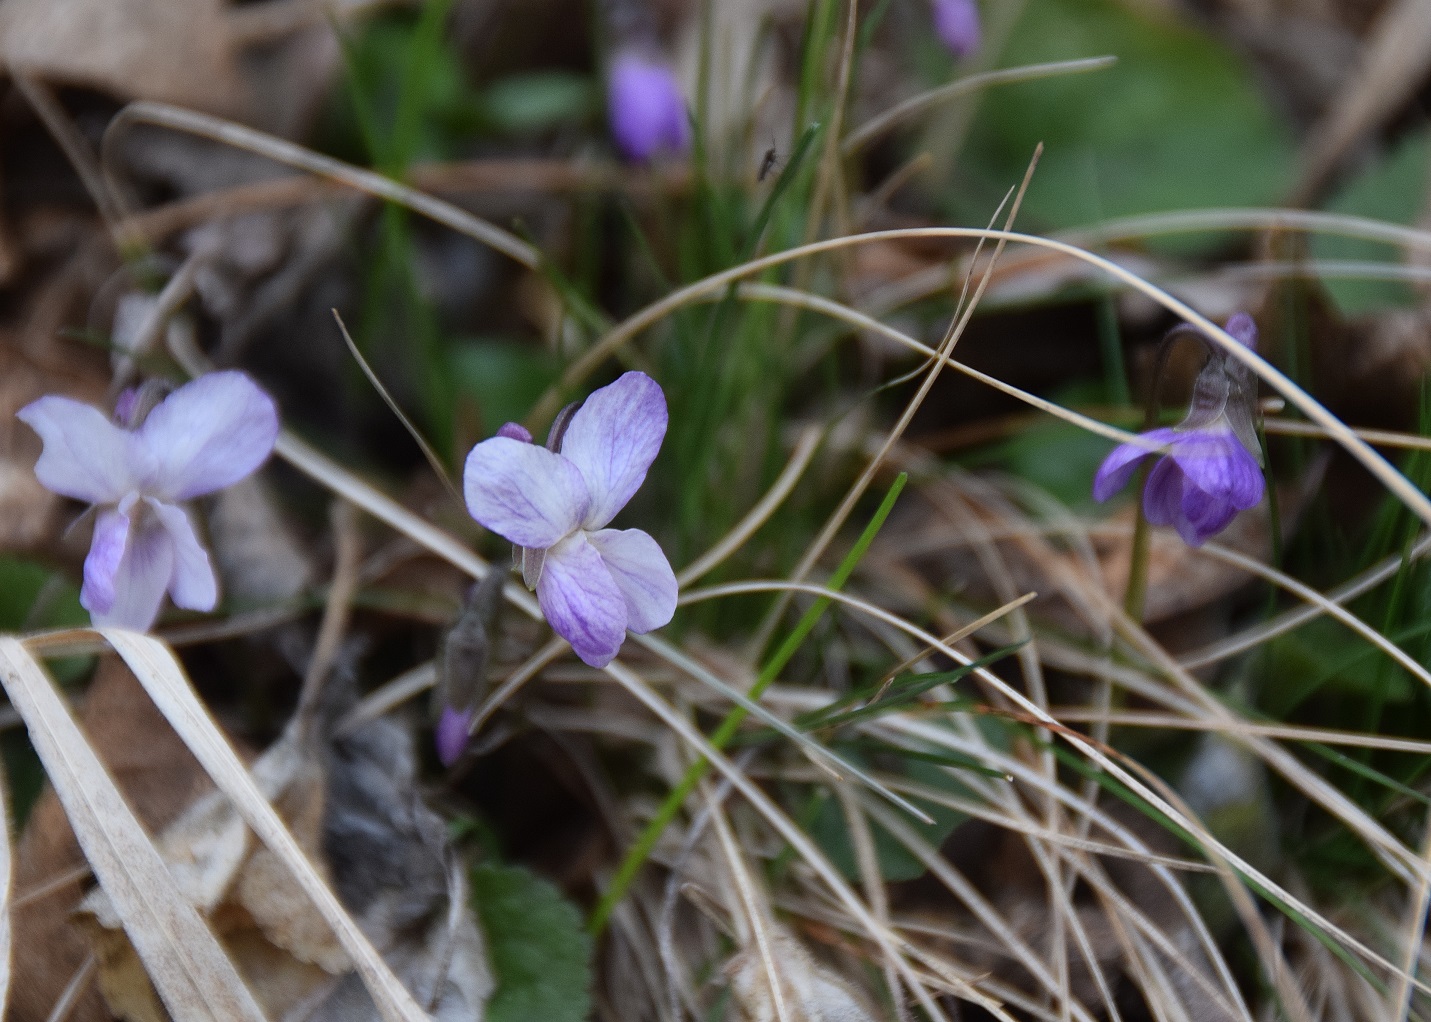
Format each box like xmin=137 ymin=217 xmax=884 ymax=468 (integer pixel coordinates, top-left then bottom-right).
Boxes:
xmin=1177 ymin=478 xmax=1241 ymax=546
xmin=91 ymin=512 xmax=175 ymax=631
xmin=588 ymin=527 xmax=677 ymax=634
xmin=1169 ymin=429 xmax=1264 ymax=512
xmin=537 ymin=533 xmax=629 ymax=668
xmin=81 ymin=505 xmax=133 ymax=615
xmin=1141 ymin=457 xmax=1184 ymax=528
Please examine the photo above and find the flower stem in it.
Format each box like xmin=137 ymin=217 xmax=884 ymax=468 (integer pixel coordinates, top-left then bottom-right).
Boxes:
xmin=1123 ymin=463 xmax=1151 ymax=621
xmin=588 ymin=472 xmax=908 ymax=936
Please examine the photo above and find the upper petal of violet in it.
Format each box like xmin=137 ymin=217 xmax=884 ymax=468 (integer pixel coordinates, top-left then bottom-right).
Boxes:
xmin=1092 ymin=427 xmax=1177 ymax=503
xmin=1224 ymin=312 xmax=1258 ymax=351
xmin=139 ymin=372 xmax=279 ymax=501
xmin=463 ymin=435 xmax=591 ymax=549
xmin=587 ymin=527 xmax=677 ymax=634
xmin=560 ymin=371 xmax=668 ymax=530
xmin=536 ymin=532 xmax=628 ymax=668
xmin=608 ymin=51 xmax=690 ymax=163
xmin=17 ymin=396 xmax=142 ymax=504
xmin=933 ymin=0 xmax=981 ymax=58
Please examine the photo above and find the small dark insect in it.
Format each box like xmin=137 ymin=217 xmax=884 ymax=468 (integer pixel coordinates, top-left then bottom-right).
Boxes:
xmin=758 ymin=146 xmax=780 ymax=182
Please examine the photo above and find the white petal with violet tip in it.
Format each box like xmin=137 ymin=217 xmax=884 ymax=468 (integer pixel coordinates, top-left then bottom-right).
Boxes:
xmin=148 ymin=499 xmax=217 ymax=611
xmin=1091 ymin=427 xmax=1176 ymax=503
xmin=91 ymin=513 xmax=175 ymax=631
xmin=464 ymin=437 xmax=592 ymax=549
xmin=561 ymin=371 xmax=667 ymax=529
xmin=139 ymin=372 xmax=279 ymax=501
xmin=588 ymin=528 xmax=677 ymax=634
xmin=537 ymin=533 xmax=628 ymax=668
xmin=17 ymin=397 xmax=142 ymax=504
xmin=81 ymin=505 xmax=132 ymax=615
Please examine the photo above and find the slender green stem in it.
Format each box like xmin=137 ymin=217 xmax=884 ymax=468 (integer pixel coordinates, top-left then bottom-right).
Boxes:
xmin=588 ymin=473 xmax=908 ymax=935
xmin=1123 ymin=463 xmax=1151 ymax=622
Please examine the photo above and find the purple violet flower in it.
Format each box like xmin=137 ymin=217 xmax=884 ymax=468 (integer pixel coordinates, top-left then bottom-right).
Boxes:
xmin=607 ymin=49 xmax=690 ymax=163
xmin=18 ymin=372 xmax=279 ymax=630
xmin=436 ymin=706 xmax=475 ymax=767
xmin=1092 ymin=313 xmax=1265 ymax=547
xmin=933 ymin=0 xmax=981 ymax=59
xmin=462 ymin=371 xmax=678 ymax=668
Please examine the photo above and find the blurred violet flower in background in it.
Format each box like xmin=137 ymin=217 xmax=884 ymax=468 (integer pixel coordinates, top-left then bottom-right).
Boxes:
xmin=607 ymin=48 xmax=690 ymax=162
xmin=1092 ymin=313 xmax=1264 ymax=547
xmin=933 ymin=0 xmax=981 ymax=58
xmin=463 ymin=371 xmax=678 ymax=668
xmin=18 ymin=372 xmax=279 ymax=630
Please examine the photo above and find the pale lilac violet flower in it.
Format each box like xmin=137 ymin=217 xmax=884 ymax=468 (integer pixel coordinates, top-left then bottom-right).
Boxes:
xmin=436 ymin=706 xmax=474 ymax=767
xmin=17 ymin=372 xmax=279 ymax=631
xmin=1092 ymin=314 xmax=1265 ymax=547
xmin=933 ymin=0 xmax=981 ymax=58
xmin=462 ymin=371 xmax=678 ymax=668
xmin=607 ymin=49 xmax=690 ymax=163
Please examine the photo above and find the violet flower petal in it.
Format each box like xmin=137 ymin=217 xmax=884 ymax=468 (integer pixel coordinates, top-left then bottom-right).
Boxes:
xmin=1225 ymin=312 xmax=1258 ymax=351
xmin=81 ymin=505 xmax=132 ymax=615
xmin=1178 ymin=476 xmax=1241 ymax=546
xmin=1142 ymin=456 xmax=1184 ymax=529
xmin=148 ymin=499 xmax=217 ymax=611
xmin=608 ymin=52 xmax=689 ymax=163
xmin=92 ymin=512 xmax=175 ymax=630
xmin=140 ymin=372 xmax=279 ymax=501
xmin=1092 ymin=427 xmax=1177 ymax=503
xmin=497 ymin=421 xmax=533 ymax=443
xmin=17 ymin=396 xmax=141 ymax=504
xmin=1169 ymin=430 xmax=1264 ymax=512
xmin=463 ymin=436 xmax=592 ymax=548
xmin=588 ymin=527 xmax=677 ymax=634
xmin=933 ymin=0 xmax=981 ymax=58
xmin=561 ymin=371 xmax=668 ymax=530
xmin=435 ymin=706 xmax=473 ymax=767
xmin=537 ymin=533 xmax=628 ymax=668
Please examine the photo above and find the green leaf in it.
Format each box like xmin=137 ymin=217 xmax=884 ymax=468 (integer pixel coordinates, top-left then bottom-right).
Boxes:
xmin=952 ymin=0 xmax=1296 ymax=236
xmin=472 ymin=863 xmax=593 ymax=1022
xmin=446 ymin=340 xmax=560 ymax=437
xmin=482 ymin=73 xmax=595 ymax=134
xmin=1312 ymin=128 xmax=1429 ymax=315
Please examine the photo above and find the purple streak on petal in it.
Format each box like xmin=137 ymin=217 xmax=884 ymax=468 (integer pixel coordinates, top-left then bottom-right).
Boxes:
xmin=139 ymin=372 xmax=279 ymax=500
xmin=608 ymin=51 xmax=690 ymax=163
xmin=1169 ymin=430 xmax=1264 ymax=512
xmin=148 ymin=499 xmax=217 ymax=611
xmin=497 ymin=421 xmax=533 ymax=443
xmin=561 ymin=371 xmax=668 ymax=529
xmin=1141 ymin=456 xmax=1184 ymax=529
xmin=463 ymin=436 xmax=591 ymax=548
xmin=91 ymin=511 xmax=174 ymax=631
xmin=435 ymin=706 xmax=473 ymax=766
xmin=1092 ymin=427 xmax=1176 ymax=503
xmin=933 ymin=0 xmax=981 ymax=58
xmin=588 ymin=528 xmax=677 ymax=634
xmin=537 ymin=533 xmax=628 ymax=668
xmin=82 ymin=506 xmax=132 ymax=615
xmin=1178 ymin=478 xmax=1241 ymax=546
xmin=1224 ymin=313 xmax=1258 ymax=352
xmin=17 ymin=396 xmax=141 ymax=503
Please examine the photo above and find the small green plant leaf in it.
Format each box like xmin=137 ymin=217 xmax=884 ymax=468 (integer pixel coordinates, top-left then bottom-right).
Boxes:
xmin=472 ymin=863 xmax=593 ymax=1022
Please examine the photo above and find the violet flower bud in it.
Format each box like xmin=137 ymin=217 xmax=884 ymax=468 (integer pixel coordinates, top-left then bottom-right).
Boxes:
xmin=1092 ymin=315 xmax=1265 ymax=547
xmin=933 ymin=0 xmax=981 ymax=59
xmin=607 ymin=49 xmax=690 ymax=163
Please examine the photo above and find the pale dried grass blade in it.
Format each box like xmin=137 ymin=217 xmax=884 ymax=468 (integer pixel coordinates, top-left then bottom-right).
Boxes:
xmin=94 ymin=629 xmax=434 ymax=1022
xmin=0 ymin=729 xmax=10 ymax=1017
xmin=0 ymin=637 xmax=268 ymax=1022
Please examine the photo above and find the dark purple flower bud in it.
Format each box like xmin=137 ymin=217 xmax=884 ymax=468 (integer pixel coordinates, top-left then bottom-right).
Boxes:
xmin=1092 ymin=315 xmax=1266 ymax=547
xmin=933 ymin=0 xmax=981 ymax=59
xmin=497 ymin=421 xmax=533 ymax=443
xmin=435 ymin=705 xmax=474 ymax=766
xmin=607 ymin=49 xmax=690 ymax=163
